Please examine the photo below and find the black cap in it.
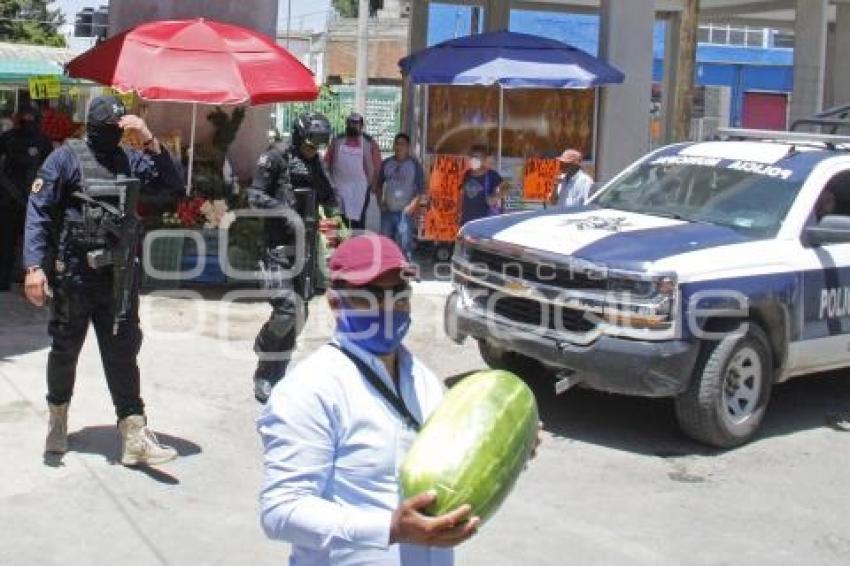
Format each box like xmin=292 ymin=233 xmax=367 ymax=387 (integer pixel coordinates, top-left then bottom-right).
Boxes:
xmin=88 ymin=95 xmax=126 ymax=126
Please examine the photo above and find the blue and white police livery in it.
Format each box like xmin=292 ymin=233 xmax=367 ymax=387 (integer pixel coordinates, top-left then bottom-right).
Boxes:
xmin=446 ymin=130 xmax=850 ymax=447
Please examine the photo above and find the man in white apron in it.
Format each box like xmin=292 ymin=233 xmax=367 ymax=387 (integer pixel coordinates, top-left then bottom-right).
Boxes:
xmin=326 ymin=113 xmax=382 ymax=230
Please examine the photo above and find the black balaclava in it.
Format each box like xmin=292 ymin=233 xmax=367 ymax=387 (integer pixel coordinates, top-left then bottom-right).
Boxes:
xmin=86 ymin=95 xmax=126 ymax=154
xmin=19 ymin=115 xmax=39 ymax=135
xmin=17 ymin=104 xmax=40 ymax=135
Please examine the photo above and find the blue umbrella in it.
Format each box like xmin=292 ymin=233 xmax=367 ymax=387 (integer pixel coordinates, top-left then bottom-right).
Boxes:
xmin=399 ymin=30 xmax=625 ymax=88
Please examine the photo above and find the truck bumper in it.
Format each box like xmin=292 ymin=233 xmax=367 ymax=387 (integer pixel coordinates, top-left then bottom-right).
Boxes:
xmin=445 ymin=292 xmax=700 ymax=398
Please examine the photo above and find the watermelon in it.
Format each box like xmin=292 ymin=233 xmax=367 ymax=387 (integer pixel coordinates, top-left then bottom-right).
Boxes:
xmin=399 ymin=369 xmax=539 ymax=524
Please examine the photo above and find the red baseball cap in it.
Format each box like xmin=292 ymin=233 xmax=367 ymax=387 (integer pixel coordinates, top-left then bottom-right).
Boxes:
xmin=329 ymin=234 xmax=412 ymax=286
xmin=557 ymin=149 xmax=583 ymax=164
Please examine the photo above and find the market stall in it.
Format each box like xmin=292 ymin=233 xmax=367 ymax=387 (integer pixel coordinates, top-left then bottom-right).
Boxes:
xmin=0 ymin=41 xmax=95 ymax=142
xmin=66 ymin=18 xmax=319 ymax=287
xmin=399 ymin=30 xmax=624 ymax=254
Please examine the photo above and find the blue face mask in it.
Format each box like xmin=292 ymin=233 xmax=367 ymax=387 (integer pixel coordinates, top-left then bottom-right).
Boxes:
xmin=337 ymin=307 xmax=411 ymax=355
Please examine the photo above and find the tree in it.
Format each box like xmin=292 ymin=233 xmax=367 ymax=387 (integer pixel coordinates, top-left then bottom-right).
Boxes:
xmin=332 ymin=0 xmax=357 ymax=18
xmin=0 ymin=1 xmax=66 ymax=47
xmin=332 ymin=0 xmax=383 ymax=18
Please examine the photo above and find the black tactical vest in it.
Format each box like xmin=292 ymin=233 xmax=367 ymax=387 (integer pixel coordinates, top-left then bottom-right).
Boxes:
xmin=63 ymin=140 xmax=136 ymax=254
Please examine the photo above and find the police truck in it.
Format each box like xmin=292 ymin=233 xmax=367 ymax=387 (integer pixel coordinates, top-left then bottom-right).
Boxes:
xmin=446 ymin=123 xmax=850 ymax=447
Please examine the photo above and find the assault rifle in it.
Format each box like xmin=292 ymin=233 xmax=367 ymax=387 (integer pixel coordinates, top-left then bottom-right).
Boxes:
xmin=73 ymin=175 xmax=142 ymax=335
xmin=294 ymin=186 xmax=319 ymax=300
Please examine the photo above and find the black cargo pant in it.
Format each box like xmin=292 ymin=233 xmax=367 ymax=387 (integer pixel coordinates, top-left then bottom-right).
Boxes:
xmin=253 ymin=249 xmax=308 ymax=385
xmin=46 ymin=274 xmax=144 ymax=419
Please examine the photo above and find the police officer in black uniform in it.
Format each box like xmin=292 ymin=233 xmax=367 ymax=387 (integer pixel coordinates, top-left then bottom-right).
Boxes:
xmin=23 ymin=95 xmax=183 ymax=465
xmin=0 ymin=103 xmax=52 ymax=291
xmin=248 ymin=113 xmax=336 ymax=403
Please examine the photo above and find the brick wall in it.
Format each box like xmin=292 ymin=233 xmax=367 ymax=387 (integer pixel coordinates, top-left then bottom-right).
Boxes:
xmin=322 ymin=16 xmax=409 ymax=83
xmin=325 ymin=36 xmax=407 ymax=82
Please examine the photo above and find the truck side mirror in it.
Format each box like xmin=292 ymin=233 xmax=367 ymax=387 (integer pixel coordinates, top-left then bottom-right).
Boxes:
xmin=805 ymin=215 xmax=850 ymax=246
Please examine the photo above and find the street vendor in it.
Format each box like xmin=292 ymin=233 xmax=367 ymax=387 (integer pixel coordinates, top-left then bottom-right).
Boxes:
xmin=549 ymin=149 xmax=595 ymax=208
xmin=258 ymin=233 xmax=542 ymax=564
xmin=377 ymin=133 xmax=425 ymax=261
xmin=325 ymin=112 xmax=382 ymax=230
xmin=258 ymin=234 xmax=480 ymax=565
xmin=458 ymin=145 xmax=509 ymax=227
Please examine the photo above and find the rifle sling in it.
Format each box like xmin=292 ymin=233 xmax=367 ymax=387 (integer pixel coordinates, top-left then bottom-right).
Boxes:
xmin=71 ymin=191 xmax=123 ymax=218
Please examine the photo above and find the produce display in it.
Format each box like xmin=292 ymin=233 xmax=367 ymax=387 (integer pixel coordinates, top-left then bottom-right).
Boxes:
xmin=400 ymin=370 xmax=539 ymax=524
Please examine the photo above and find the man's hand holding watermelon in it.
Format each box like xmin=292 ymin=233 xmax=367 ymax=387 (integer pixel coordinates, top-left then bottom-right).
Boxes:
xmin=390 ymin=491 xmax=481 ymax=547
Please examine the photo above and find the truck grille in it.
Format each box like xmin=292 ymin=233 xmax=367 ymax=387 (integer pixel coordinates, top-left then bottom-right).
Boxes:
xmin=467 ymin=248 xmax=607 ymax=291
xmin=468 ymin=283 xmax=597 ymax=333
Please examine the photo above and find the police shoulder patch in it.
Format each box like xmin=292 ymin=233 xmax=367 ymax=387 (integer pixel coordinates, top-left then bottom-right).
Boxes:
xmin=31 ymin=178 xmax=44 ymax=193
xmin=258 ymin=154 xmax=270 ymax=167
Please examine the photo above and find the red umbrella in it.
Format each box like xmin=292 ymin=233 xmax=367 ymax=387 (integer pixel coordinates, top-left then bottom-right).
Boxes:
xmin=66 ymin=18 xmax=319 ymax=192
xmin=67 ymin=18 xmax=318 ymax=104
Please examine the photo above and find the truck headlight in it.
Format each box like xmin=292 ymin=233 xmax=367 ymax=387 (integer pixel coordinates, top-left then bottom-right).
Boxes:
xmin=607 ymin=274 xmax=676 ymax=298
xmin=602 ymin=275 xmax=677 ymax=329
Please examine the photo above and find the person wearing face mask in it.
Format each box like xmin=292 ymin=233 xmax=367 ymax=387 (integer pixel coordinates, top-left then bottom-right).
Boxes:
xmin=22 ymin=95 xmax=182 ymax=466
xmin=458 ymin=145 xmax=507 ymax=227
xmin=248 ymin=112 xmax=336 ymax=403
xmin=258 ymin=234 xmax=481 ymax=565
xmin=549 ymin=149 xmax=594 ymax=208
xmin=325 ymin=112 xmax=383 ymax=230
xmin=0 ymin=103 xmax=52 ymax=291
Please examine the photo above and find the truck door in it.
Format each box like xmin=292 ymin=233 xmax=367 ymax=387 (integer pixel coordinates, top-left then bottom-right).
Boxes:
xmin=796 ymin=169 xmax=850 ymax=371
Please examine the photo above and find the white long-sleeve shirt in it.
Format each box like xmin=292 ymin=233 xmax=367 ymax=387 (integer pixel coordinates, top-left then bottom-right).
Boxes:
xmin=555 ymin=169 xmax=595 ymax=208
xmin=257 ymin=334 xmax=452 ymax=565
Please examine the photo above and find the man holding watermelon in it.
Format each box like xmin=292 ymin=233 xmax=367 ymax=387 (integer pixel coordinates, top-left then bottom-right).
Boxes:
xmin=257 ymin=234 xmax=480 ymax=565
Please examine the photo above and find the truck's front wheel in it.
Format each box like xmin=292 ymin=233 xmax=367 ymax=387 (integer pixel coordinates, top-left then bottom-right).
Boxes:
xmin=674 ymin=324 xmax=773 ymax=448
xmin=478 ymin=339 xmax=542 ymax=378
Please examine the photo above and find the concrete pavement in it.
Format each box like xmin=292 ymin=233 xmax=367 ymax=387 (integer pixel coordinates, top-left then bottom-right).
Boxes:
xmin=1 ymin=281 xmax=850 ymax=565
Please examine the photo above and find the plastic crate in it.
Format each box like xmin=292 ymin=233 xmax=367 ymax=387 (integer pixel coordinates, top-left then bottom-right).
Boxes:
xmin=181 ymin=253 xmax=227 ymax=284
xmin=141 ymin=231 xmax=185 ymax=289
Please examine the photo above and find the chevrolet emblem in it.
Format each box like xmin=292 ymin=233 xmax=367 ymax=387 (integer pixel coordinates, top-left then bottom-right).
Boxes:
xmin=504 ymin=279 xmax=531 ymax=294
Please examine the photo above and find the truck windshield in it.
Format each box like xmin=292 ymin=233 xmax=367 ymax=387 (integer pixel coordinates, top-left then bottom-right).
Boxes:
xmin=593 ymin=162 xmax=804 ymax=237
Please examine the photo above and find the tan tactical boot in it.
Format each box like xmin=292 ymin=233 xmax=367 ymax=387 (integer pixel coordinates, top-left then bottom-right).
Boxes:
xmin=117 ymin=415 xmax=178 ymax=466
xmin=45 ymin=402 xmax=69 ymax=454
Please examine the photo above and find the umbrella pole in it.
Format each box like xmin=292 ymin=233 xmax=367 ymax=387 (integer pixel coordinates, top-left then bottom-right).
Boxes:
xmin=187 ymin=101 xmax=197 ymax=196
xmin=82 ymin=88 xmax=92 ymax=129
xmin=497 ymin=84 xmax=504 ymax=173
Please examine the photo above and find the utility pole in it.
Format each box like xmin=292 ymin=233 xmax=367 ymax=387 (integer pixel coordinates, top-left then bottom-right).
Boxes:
xmin=671 ymin=0 xmax=698 ymax=141
xmin=285 ymin=0 xmax=292 ymax=50
xmin=355 ymin=0 xmax=370 ymax=114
